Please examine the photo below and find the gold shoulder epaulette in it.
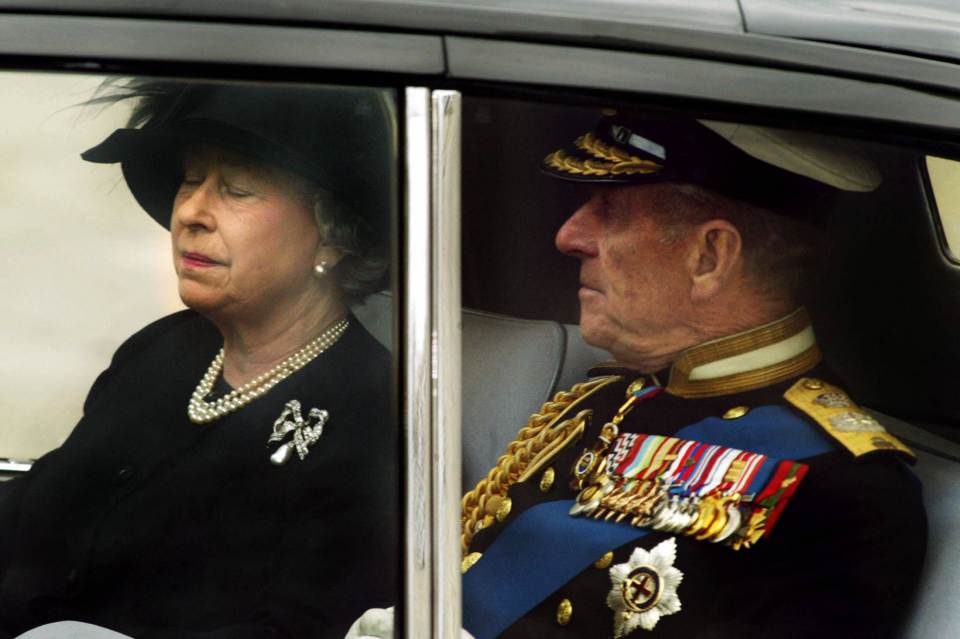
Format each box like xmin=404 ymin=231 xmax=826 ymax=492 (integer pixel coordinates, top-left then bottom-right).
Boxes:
xmin=784 ymin=377 xmax=915 ymax=462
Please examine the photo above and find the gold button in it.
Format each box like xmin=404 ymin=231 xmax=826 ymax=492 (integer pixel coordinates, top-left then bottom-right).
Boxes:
xmin=495 ymin=497 xmax=513 ymax=522
xmin=485 ymin=495 xmax=507 ymax=517
xmin=723 ymin=406 xmax=749 ymax=420
xmin=803 ymin=378 xmax=824 ymax=391
xmin=556 ymin=598 xmax=573 ymax=626
xmin=594 ymin=551 xmax=614 ymax=569
xmin=461 ymin=552 xmax=482 ymax=574
xmin=540 ymin=467 xmax=556 ymax=493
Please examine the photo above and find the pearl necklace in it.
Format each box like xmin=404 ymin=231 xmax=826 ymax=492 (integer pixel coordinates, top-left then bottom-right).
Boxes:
xmin=188 ymin=318 xmax=349 ymax=424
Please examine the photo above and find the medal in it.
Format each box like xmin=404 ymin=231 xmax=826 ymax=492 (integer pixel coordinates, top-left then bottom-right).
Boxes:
xmin=571 ymin=378 xmax=663 ymax=512
xmin=565 ymin=375 xmax=809 ymax=550
xmin=571 ymin=427 xmax=808 ymax=550
xmin=713 ymin=500 xmax=743 ymax=543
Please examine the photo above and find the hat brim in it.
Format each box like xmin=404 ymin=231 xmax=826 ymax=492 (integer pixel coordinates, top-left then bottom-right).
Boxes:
xmin=540 ymin=117 xmax=847 ymax=219
xmin=82 ymin=122 xmax=333 ymax=228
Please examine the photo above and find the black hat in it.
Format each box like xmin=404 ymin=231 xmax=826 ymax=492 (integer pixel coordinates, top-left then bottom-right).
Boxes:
xmin=543 ymin=114 xmax=880 ymax=214
xmin=82 ymin=81 xmax=395 ymax=242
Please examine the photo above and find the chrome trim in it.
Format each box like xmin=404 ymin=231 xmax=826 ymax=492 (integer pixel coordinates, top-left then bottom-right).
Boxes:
xmin=446 ymin=37 xmax=960 ymax=130
xmin=4 ymin=0 xmax=743 ymax=35
xmin=403 ymin=86 xmax=433 ymax=639
xmin=0 ymin=459 xmax=33 ymax=474
xmin=0 ymin=15 xmax=444 ymax=73
xmin=431 ymin=89 xmax=463 ymax=639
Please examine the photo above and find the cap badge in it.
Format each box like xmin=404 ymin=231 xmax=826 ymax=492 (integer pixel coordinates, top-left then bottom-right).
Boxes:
xmin=610 ymin=124 xmax=666 ymax=160
xmin=607 ymin=537 xmax=683 ymax=636
xmin=268 ymin=399 xmax=329 ymax=465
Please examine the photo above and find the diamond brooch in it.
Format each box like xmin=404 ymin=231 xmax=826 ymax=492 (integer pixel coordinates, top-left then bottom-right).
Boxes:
xmin=268 ymin=399 xmax=329 ymax=465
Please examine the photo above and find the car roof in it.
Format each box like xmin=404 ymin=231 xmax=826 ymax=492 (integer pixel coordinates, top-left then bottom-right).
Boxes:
xmin=0 ymin=1 xmax=747 ymax=36
xmin=741 ymin=0 xmax=960 ymax=63
xmin=7 ymin=0 xmax=960 ymax=63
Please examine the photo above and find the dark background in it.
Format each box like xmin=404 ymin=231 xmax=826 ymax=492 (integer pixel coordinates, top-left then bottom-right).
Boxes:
xmin=460 ymin=95 xmax=592 ymax=323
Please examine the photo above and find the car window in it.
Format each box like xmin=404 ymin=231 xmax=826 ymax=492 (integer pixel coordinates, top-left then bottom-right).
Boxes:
xmin=456 ymin=90 xmax=954 ymax=639
xmin=0 ymin=70 xmax=402 ymax=638
xmin=925 ymin=155 xmax=960 ymax=262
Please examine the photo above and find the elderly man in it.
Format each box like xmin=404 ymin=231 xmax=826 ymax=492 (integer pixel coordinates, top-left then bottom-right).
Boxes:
xmin=346 ymin=116 xmax=926 ymax=639
xmin=456 ymin=115 xmax=925 ymax=639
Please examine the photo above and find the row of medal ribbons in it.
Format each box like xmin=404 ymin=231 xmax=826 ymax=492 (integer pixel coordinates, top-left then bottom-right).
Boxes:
xmin=570 ymin=433 xmax=808 ymax=551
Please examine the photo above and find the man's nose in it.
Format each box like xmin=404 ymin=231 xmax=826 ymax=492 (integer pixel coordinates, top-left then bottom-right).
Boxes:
xmin=555 ymin=203 xmax=597 ymax=258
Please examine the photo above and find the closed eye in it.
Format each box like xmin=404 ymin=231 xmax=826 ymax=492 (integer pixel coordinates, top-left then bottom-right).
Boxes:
xmin=223 ymin=184 xmax=253 ymax=198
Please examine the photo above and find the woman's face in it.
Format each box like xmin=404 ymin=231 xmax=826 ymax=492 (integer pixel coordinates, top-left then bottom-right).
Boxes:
xmin=171 ymin=145 xmax=325 ymax=323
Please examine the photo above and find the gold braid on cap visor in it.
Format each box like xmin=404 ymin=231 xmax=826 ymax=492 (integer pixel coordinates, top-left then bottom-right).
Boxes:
xmin=543 ymin=132 xmax=663 ymax=177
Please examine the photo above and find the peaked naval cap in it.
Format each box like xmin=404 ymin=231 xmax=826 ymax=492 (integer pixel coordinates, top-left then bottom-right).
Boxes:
xmin=82 ymin=82 xmax=394 ymax=243
xmin=542 ymin=115 xmax=880 ymax=215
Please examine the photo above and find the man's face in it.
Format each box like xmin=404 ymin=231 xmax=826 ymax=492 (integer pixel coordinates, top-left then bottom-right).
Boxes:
xmin=555 ymin=183 xmax=694 ymax=369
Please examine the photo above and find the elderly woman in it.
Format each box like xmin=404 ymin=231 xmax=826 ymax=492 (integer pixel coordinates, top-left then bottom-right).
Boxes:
xmin=0 ymin=80 xmax=398 ymax=638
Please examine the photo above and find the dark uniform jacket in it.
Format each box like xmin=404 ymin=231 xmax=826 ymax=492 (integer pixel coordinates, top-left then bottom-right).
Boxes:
xmin=0 ymin=311 xmax=398 ymax=638
xmin=461 ymin=310 xmax=926 ymax=639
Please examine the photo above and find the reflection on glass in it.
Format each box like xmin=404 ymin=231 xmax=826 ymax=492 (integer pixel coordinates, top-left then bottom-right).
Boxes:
xmin=0 ymin=75 xmax=399 ymax=638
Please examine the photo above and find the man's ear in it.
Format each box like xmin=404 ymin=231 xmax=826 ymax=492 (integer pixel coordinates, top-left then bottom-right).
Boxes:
xmin=686 ymin=219 xmax=743 ymax=302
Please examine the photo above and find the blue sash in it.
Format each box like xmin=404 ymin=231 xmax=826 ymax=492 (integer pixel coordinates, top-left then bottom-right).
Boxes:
xmin=462 ymin=404 xmax=836 ymax=639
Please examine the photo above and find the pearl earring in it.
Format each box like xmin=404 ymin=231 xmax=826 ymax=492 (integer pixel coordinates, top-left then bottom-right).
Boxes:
xmin=314 ymin=262 xmax=327 ymax=277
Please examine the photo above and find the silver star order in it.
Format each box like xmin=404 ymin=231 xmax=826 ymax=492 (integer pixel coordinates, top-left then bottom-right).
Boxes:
xmin=606 ymin=537 xmax=684 ymax=636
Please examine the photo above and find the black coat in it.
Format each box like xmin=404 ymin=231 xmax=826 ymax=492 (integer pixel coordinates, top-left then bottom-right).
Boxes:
xmin=0 ymin=311 xmax=398 ymax=638
xmin=463 ymin=363 xmax=926 ymax=639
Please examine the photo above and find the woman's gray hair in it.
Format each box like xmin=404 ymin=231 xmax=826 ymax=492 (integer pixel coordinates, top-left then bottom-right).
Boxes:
xmin=312 ymin=188 xmax=389 ymax=304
